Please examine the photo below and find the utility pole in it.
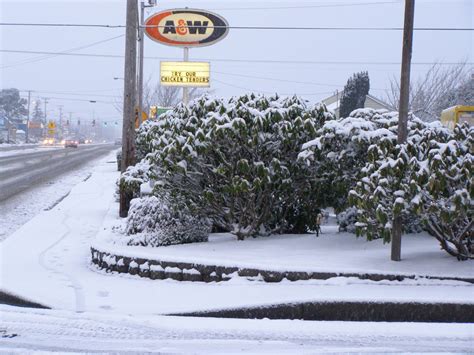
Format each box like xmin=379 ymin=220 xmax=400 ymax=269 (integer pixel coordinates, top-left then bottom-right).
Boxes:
xmin=58 ymin=105 xmax=64 ymax=139
xmin=391 ymin=0 xmax=415 ymax=262
xmin=43 ymin=98 xmax=49 ymax=124
xmin=26 ymin=90 xmax=31 ymax=143
xmin=120 ymin=0 xmax=138 ymax=218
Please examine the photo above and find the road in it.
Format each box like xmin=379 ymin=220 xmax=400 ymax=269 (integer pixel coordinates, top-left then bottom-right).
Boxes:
xmin=0 ymin=144 xmax=116 ymax=201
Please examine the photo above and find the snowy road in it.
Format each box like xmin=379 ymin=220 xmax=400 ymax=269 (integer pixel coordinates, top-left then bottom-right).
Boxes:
xmin=1 ymin=305 xmax=472 ymax=353
xmin=0 ymin=144 xmax=115 ymax=201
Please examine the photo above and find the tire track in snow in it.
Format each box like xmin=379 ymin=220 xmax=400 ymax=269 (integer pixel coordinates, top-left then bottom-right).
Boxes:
xmin=38 ymin=210 xmax=86 ymax=313
xmin=37 ymin=163 xmax=112 ymax=313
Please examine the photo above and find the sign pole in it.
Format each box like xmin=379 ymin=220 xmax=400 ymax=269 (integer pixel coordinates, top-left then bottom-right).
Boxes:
xmin=138 ymin=1 xmax=145 ymax=125
xmin=183 ymin=47 xmax=189 ymax=105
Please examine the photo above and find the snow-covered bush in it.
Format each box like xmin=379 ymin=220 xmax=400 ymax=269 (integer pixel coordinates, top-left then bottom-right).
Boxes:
xmin=135 ymin=94 xmax=334 ymax=239
xmin=299 ymin=108 xmax=426 ymax=212
xmin=125 ymin=196 xmax=210 ymax=247
xmin=350 ymin=123 xmax=473 ymax=260
xmin=118 ymin=159 xmax=151 ymax=199
xmin=337 ymin=207 xmax=358 ymax=233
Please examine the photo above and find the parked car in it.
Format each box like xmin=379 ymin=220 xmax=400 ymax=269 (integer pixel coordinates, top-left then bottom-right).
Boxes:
xmin=114 ymin=138 xmax=122 ymax=146
xmin=64 ymin=139 xmax=78 ymax=148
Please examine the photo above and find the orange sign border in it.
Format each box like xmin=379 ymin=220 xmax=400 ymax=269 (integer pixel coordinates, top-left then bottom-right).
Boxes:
xmin=144 ymin=9 xmax=229 ymax=48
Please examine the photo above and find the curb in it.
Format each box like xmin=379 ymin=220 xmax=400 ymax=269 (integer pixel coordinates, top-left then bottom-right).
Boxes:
xmin=170 ymin=300 xmax=474 ymax=323
xmin=0 ymin=291 xmax=50 ymax=309
xmin=90 ymin=247 xmax=474 ymax=284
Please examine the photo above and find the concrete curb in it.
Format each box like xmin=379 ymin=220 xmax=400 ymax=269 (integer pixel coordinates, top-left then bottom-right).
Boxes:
xmin=90 ymin=247 xmax=474 ymax=284
xmin=170 ymin=301 xmax=474 ymax=323
xmin=0 ymin=291 xmax=50 ymax=309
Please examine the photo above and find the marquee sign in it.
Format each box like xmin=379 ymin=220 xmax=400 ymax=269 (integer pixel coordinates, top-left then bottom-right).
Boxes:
xmin=160 ymin=62 xmax=210 ymax=87
xmin=144 ymin=9 xmax=229 ymax=47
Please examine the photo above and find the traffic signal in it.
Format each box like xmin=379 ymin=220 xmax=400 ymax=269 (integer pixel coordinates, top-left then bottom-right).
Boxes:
xmin=66 ymin=120 xmax=69 ymax=126
xmin=149 ymin=105 xmax=157 ymax=119
xmin=92 ymin=119 xmax=96 ymax=127
xmin=104 ymin=121 xmax=107 ymax=126
xmin=77 ymin=120 xmax=81 ymax=125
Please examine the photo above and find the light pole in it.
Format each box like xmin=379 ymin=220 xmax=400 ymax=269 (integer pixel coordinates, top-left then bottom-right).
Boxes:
xmin=26 ymin=90 xmax=31 ymax=143
xmin=138 ymin=0 xmax=157 ymax=125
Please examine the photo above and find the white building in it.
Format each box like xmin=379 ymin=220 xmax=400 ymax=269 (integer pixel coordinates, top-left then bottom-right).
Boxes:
xmin=321 ymin=92 xmax=393 ymax=118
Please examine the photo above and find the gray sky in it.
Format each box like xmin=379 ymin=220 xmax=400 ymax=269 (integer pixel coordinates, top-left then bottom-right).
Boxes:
xmin=1 ymin=0 xmax=472 ymax=124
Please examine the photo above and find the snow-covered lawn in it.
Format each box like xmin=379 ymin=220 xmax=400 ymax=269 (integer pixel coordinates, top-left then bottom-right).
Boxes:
xmin=95 ymin=223 xmax=473 ymax=280
xmin=1 ymin=151 xmax=473 ymax=318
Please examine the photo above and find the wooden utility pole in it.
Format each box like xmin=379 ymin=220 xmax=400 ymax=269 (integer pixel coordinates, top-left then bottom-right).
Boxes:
xmin=120 ymin=0 xmax=138 ymax=218
xmin=391 ymin=0 xmax=415 ymax=261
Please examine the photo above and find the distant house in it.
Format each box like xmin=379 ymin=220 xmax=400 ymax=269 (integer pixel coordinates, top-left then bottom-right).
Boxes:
xmin=321 ymin=92 xmax=393 ymax=118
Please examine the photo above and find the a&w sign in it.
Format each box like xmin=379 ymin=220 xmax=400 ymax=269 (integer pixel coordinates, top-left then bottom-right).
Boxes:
xmin=144 ymin=9 xmax=229 ymax=47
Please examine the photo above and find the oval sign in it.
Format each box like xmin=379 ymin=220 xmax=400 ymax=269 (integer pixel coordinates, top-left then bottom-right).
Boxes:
xmin=144 ymin=9 xmax=229 ymax=48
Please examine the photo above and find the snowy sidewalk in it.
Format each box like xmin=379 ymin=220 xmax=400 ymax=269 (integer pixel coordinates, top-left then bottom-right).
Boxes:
xmin=1 ymin=151 xmax=473 ymax=316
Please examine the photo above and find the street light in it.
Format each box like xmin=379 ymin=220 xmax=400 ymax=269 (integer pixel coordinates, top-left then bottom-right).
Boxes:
xmin=113 ymin=77 xmax=124 ymax=80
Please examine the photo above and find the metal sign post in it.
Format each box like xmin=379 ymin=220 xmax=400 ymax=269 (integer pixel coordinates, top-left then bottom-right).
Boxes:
xmin=183 ymin=47 xmax=189 ymax=105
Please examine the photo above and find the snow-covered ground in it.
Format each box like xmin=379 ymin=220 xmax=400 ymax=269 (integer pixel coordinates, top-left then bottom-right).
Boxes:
xmin=1 ymin=305 xmax=472 ymax=353
xmin=95 ymin=225 xmax=473 ymax=280
xmin=1 ymin=151 xmax=473 ymax=352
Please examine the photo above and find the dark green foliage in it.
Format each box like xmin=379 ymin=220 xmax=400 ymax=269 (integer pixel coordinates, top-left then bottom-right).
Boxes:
xmin=133 ymin=94 xmax=334 ymax=239
xmin=339 ymin=71 xmax=370 ymax=118
xmin=0 ymin=88 xmax=27 ymax=121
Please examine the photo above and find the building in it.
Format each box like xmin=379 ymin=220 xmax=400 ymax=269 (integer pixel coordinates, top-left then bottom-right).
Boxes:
xmin=321 ymin=92 xmax=393 ymax=118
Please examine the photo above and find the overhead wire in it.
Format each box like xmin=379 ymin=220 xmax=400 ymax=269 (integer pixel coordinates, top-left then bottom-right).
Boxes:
xmin=1 ymin=34 xmax=125 ymax=69
xmin=207 ymin=0 xmax=400 ymax=11
xmin=213 ymin=70 xmax=386 ymax=91
xmin=213 ymin=78 xmax=334 ymax=96
xmin=0 ymin=22 xmax=472 ymax=31
xmin=2 ymin=50 xmax=471 ymax=66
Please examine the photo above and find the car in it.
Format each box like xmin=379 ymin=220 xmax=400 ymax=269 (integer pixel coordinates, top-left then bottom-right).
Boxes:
xmin=64 ymin=139 xmax=78 ymax=148
xmin=114 ymin=138 xmax=122 ymax=146
xmin=42 ymin=138 xmax=56 ymax=146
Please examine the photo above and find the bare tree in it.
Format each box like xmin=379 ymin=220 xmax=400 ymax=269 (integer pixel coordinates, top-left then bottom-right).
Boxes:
xmin=114 ymin=77 xmax=210 ymax=115
xmin=385 ymin=61 xmax=471 ymax=121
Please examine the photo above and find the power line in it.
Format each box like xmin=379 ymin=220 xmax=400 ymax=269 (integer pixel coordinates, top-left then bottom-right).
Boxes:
xmin=19 ymin=89 xmax=120 ymax=98
xmin=213 ymin=78 xmax=334 ymax=96
xmin=2 ymin=49 xmax=471 ymax=66
xmin=1 ymin=35 xmax=125 ymax=69
xmin=19 ymin=94 xmax=115 ymax=104
xmin=208 ymin=1 xmax=400 ymax=11
xmin=214 ymin=70 xmax=384 ymax=90
xmin=141 ymin=25 xmax=474 ymax=31
xmin=0 ymin=23 xmax=126 ymax=28
xmin=0 ymin=22 xmax=472 ymax=31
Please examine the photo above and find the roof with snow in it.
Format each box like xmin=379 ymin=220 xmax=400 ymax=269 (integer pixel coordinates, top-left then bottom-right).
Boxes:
xmin=321 ymin=93 xmax=394 ymax=118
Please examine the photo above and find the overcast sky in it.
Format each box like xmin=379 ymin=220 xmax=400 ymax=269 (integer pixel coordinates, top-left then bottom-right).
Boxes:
xmin=1 ymin=0 xmax=472 ymax=124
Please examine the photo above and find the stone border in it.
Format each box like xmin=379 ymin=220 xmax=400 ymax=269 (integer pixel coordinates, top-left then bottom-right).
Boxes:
xmin=0 ymin=291 xmax=50 ymax=309
xmin=171 ymin=301 xmax=474 ymax=323
xmin=90 ymin=247 xmax=474 ymax=284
